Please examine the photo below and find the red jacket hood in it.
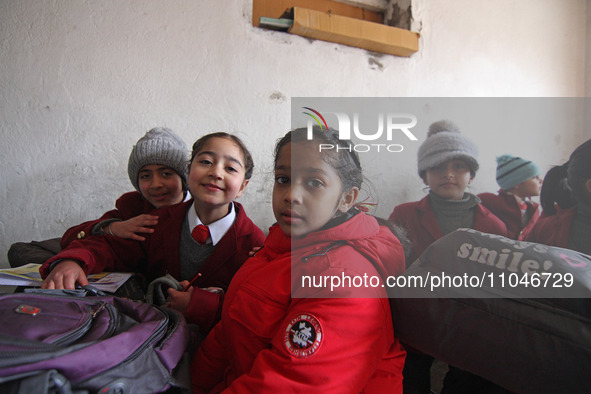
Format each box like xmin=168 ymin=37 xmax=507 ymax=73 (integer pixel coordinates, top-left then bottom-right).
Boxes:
xmin=265 ymin=212 xmax=406 ymax=281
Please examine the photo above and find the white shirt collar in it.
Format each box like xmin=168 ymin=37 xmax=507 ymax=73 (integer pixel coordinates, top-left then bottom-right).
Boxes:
xmin=187 ymin=202 xmax=236 ymax=246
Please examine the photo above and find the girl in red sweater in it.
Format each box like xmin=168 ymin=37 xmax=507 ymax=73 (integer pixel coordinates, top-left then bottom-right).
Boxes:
xmin=191 ymin=126 xmax=407 ymax=393
xmin=41 ymin=132 xmax=265 ymax=333
xmin=389 ymin=120 xmax=507 ymax=266
xmin=389 ymin=120 xmax=507 ymax=394
xmin=8 ymin=127 xmax=190 ymax=267
xmin=62 ymin=126 xmax=191 ymax=244
xmin=526 ymin=138 xmax=591 ymax=254
xmin=479 ymin=154 xmax=542 ymax=240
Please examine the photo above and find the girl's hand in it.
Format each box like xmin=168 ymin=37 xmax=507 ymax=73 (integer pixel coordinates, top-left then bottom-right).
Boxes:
xmin=41 ymin=260 xmax=88 ymax=290
xmin=106 ymin=214 xmax=159 ymax=241
xmin=167 ymin=281 xmax=193 ymax=315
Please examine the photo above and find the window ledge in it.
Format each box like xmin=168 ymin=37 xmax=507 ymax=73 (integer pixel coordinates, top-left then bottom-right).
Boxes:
xmin=253 ymin=0 xmax=419 ymax=57
xmin=288 ymin=7 xmax=419 ymax=57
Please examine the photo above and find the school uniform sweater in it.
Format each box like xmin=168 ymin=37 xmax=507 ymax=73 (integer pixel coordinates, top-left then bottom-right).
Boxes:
xmin=41 ymin=200 xmax=265 ymax=332
xmin=391 ymin=194 xmax=509 ymax=393
xmin=389 ymin=194 xmax=507 ymax=266
xmin=192 ymin=213 xmax=407 ymax=393
xmin=7 ymin=192 xmax=163 ymax=268
xmin=60 ymin=191 xmax=155 ymax=248
xmin=525 ymin=206 xmax=576 ymax=249
xmin=479 ymin=190 xmax=540 ymax=240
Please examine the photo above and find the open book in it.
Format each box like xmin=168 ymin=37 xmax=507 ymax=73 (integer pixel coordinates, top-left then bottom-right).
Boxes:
xmin=0 ymin=263 xmax=132 ymax=293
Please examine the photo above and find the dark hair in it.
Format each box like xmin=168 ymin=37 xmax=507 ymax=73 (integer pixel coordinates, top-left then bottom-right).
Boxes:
xmin=273 ymin=126 xmax=362 ymax=191
xmin=190 ymin=132 xmax=254 ymax=180
xmin=540 ymin=139 xmax=591 ymax=215
xmin=375 ymin=216 xmax=412 ymax=262
xmin=540 ymin=164 xmax=574 ymax=214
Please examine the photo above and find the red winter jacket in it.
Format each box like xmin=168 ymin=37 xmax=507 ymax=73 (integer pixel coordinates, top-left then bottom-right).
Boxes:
xmin=41 ymin=201 xmax=265 ymax=332
xmin=478 ymin=190 xmax=540 ymax=240
xmin=60 ymin=191 xmax=154 ymax=248
xmin=389 ymin=195 xmax=507 ymax=266
xmin=192 ymin=213 xmax=407 ymax=393
xmin=525 ymin=206 xmax=576 ymax=248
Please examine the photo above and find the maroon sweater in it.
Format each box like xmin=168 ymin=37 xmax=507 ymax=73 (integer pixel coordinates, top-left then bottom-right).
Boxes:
xmin=42 ymin=200 xmax=265 ymax=331
xmin=60 ymin=191 xmax=154 ymax=248
xmin=479 ymin=190 xmax=540 ymax=240
xmin=389 ymin=195 xmax=507 ymax=265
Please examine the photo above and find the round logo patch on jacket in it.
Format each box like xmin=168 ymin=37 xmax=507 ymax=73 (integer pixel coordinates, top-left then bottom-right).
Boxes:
xmin=284 ymin=314 xmax=323 ymax=357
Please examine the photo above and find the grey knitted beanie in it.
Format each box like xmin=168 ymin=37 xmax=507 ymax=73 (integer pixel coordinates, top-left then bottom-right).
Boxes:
xmin=417 ymin=120 xmax=479 ymax=177
xmin=127 ymin=127 xmax=189 ymax=191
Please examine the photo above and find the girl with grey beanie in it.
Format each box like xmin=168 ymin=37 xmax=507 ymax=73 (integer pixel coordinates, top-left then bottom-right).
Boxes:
xmin=127 ymin=127 xmax=189 ymax=200
xmin=8 ymin=127 xmax=190 ymax=268
xmin=388 ymin=120 xmax=508 ymax=394
xmin=66 ymin=127 xmax=190 ymax=242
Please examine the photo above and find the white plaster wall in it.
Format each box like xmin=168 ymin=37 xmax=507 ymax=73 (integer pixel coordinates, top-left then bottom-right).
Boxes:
xmin=0 ymin=0 xmax=589 ymax=267
xmin=587 ymin=0 xmax=591 ymax=97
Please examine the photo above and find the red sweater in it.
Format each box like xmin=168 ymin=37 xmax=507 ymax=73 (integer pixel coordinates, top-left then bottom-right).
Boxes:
xmin=41 ymin=201 xmax=265 ymax=332
xmin=525 ymin=206 xmax=576 ymax=248
xmin=478 ymin=190 xmax=540 ymax=240
xmin=192 ymin=214 xmax=406 ymax=393
xmin=60 ymin=191 xmax=154 ymax=248
xmin=389 ymin=196 xmax=507 ymax=265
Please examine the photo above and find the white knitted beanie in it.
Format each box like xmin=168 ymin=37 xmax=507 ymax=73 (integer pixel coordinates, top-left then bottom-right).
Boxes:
xmin=417 ymin=120 xmax=479 ymax=177
xmin=127 ymin=127 xmax=189 ymax=191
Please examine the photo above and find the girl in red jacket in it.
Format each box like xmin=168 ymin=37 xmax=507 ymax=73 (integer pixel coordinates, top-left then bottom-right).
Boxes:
xmin=191 ymin=126 xmax=407 ymax=393
xmin=478 ymin=154 xmax=542 ymax=240
xmin=525 ymin=138 xmax=591 ymax=254
xmin=41 ymin=132 xmax=265 ymax=333
xmin=388 ymin=120 xmax=507 ymax=394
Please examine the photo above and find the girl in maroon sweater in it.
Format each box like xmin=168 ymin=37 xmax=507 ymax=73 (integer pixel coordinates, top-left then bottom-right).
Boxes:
xmin=526 ymin=138 xmax=591 ymax=255
xmin=62 ymin=127 xmax=190 ymax=245
xmin=389 ymin=120 xmax=507 ymax=394
xmin=479 ymin=154 xmax=542 ymax=240
xmin=390 ymin=120 xmax=506 ymax=266
xmin=8 ymin=127 xmax=189 ymax=267
xmin=41 ymin=132 xmax=265 ymax=332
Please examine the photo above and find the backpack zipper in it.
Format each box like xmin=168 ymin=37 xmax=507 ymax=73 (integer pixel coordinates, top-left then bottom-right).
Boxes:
xmin=116 ymin=306 xmax=169 ymax=364
xmin=52 ymin=301 xmax=106 ymax=346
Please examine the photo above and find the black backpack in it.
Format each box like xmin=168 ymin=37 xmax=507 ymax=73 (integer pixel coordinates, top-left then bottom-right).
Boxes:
xmin=389 ymin=229 xmax=591 ymax=394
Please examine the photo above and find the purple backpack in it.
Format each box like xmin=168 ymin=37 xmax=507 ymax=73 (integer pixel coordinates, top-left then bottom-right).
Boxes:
xmin=0 ymin=292 xmax=190 ymax=393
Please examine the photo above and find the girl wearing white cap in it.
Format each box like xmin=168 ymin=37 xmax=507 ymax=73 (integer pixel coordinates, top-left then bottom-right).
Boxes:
xmin=388 ymin=120 xmax=507 ymax=394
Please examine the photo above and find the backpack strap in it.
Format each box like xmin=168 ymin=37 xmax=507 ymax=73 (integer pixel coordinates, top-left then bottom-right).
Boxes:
xmin=0 ymin=369 xmax=73 ymax=394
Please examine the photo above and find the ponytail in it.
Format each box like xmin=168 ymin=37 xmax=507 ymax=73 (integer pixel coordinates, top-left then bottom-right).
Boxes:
xmin=539 ymin=139 xmax=591 ymax=215
xmin=540 ymin=163 xmax=575 ymax=215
